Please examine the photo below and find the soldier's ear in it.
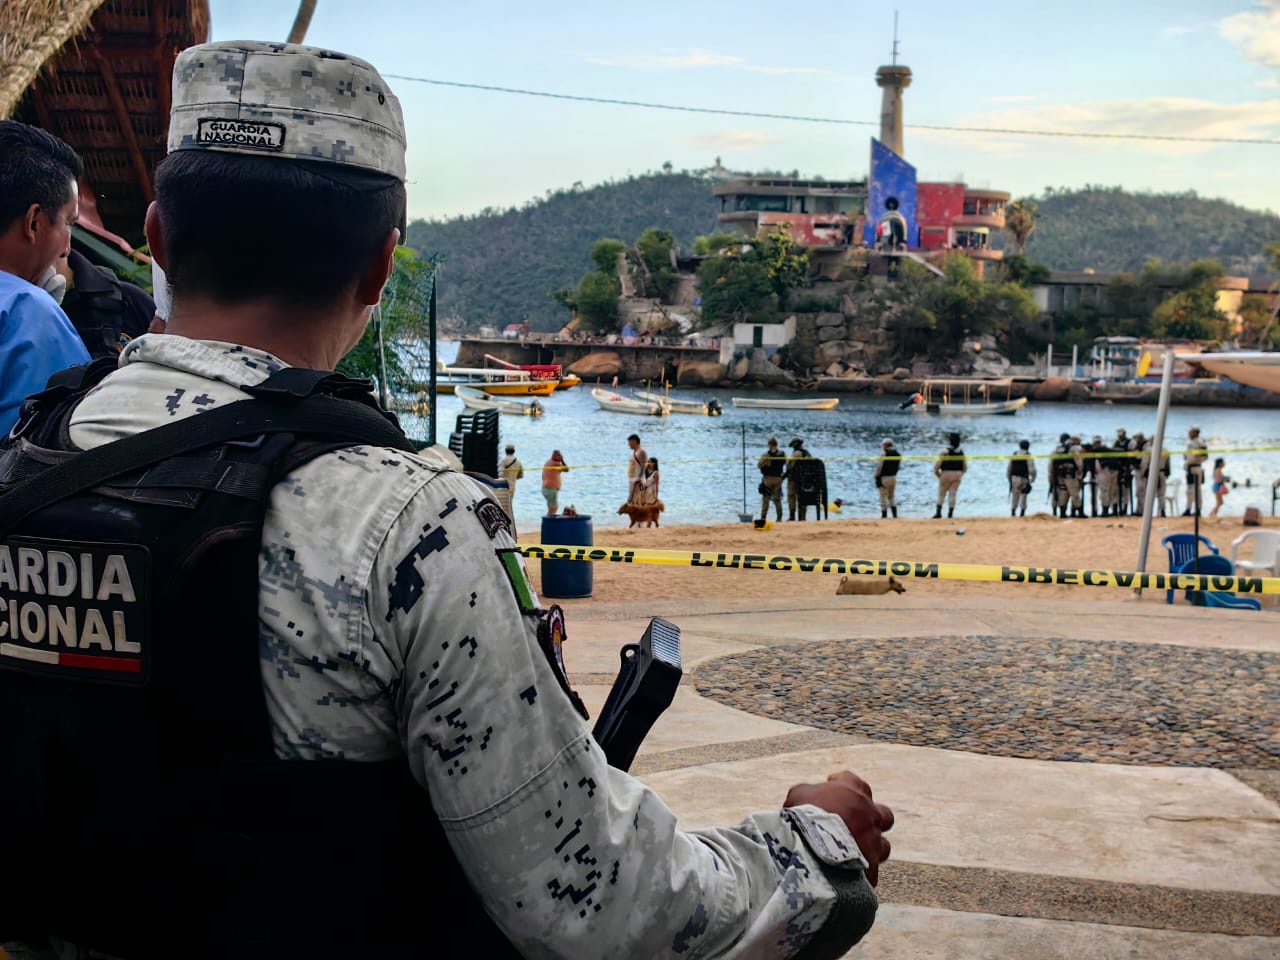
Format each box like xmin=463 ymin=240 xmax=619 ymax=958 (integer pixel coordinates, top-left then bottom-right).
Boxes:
xmin=357 ymin=228 xmax=399 ymax=307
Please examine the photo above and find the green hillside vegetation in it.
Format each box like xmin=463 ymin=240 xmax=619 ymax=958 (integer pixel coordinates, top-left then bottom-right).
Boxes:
xmin=407 ymin=172 xmax=718 ymax=333
xmin=406 ymin=172 xmax=1280 ymax=335
xmin=1007 ymin=186 xmax=1280 ymax=278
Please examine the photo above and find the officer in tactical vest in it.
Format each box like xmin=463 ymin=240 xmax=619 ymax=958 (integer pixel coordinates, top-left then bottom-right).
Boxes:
xmin=1006 ymin=439 xmax=1036 ymax=517
xmin=933 ymin=431 xmax=966 ymax=519
xmin=1183 ymin=425 xmax=1209 ymax=515
xmin=875 ymin=437 xmax=901 ymax=518
xmin=0 ymin=41 xmax=890 ymax=958
xmin=1050 ymin=433 xmax=1084 ymax=518
xmin=1093 ymin=435 xmax=1121 ymax=517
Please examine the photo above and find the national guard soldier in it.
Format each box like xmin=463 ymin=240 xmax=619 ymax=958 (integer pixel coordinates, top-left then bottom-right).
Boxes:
xmin=1132 ymin=431 xmax=1148 ymax=508
xmin=0 ymin=42 xmax=891 ymax=958
xmin=875 ymin=436 xmax=901 ymax=518
xmin=784 ymin=435 xmax=811 ymax=521
xmin=932 ymin=431 xmax=966 ymax=519
xmin=1093 ymin=434 xmax=1121 ymax=517
xmin=757 ymin=435 xmax=785 ymax=522
xmin=1184 ymin=425 xmax=1209 ymax=515
xmin=1050 ymin=433 xmax=1083 ymax=518
xmin=1006 ymin=439 xmax=1036 ymax=517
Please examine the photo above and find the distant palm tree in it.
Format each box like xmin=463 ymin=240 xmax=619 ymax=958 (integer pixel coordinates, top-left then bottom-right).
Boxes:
xmin=1004 ymin=200 xmax=1039 ymax=255
xmin=287 ymin=1 xmax=317 ymax=44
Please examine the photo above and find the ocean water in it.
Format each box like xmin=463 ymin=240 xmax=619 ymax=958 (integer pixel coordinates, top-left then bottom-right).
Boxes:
xmin=401 ymin=342 xmax=1280 ymax=529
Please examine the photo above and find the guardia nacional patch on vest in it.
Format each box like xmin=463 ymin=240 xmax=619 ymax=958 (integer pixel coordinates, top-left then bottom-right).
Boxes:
xmin=0 ymin=538 xmax=151 ymax=685
xmin=497 ymin=548 xmax=538 ymax=614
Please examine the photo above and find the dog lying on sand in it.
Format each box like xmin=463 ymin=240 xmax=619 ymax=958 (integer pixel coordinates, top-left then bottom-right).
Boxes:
xmin=835 ymin=575 xmax=906 ymax=596
xmin=618 ymin=501 xmax=664 ymax=527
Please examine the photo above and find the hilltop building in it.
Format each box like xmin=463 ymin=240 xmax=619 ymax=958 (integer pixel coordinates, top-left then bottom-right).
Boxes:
xmin=712 ymin=58 xmax=1010 ymax=277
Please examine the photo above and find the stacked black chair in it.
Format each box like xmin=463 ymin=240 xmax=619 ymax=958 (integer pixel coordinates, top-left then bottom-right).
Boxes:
xmin=449 ymin=409 xmax=500 ymax=477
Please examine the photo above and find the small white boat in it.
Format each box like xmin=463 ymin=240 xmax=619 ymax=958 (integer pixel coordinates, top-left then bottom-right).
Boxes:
xmin=635 ymin=389 xmax=712 ymax=415
xmin=455 ymin=384 xmax=545 ymax=417
xmin=591 ymin=387 xmax=669 ymax=416
xmin=904 ymin=379 xmax=1028 ymax=416
xmin=731 ymin=396 xmax=840 ymax=410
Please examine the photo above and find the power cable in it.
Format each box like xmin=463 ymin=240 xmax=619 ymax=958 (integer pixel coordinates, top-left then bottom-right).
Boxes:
xmin=384 ymin=74 xmax=1280 ymax=146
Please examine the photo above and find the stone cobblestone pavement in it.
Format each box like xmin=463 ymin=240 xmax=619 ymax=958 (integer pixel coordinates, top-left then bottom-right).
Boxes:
xmin=556 ymin=593 xmax=1280 ymax=959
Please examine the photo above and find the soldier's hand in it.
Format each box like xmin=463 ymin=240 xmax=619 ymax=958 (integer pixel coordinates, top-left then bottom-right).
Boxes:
xmin=784 ymin=771 xmax=894 ymax=885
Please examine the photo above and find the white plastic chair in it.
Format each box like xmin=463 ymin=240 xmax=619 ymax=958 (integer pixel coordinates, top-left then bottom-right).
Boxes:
xmin=1230 ymin=531 xmax=1280 ymax=579
xmin=1162 ymin=477 xmax=1181 ymax=518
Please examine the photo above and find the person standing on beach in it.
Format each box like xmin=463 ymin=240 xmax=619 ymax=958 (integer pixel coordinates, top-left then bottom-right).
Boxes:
xmin=626 ymin=433 xmax=647 ymax=504
xmin=1093 ymin=435 xmax=1120 ymax=517
xmin=1209 ymin=457 xmax=1230 ymax=520
xmin=638 ymin=456 xmax=661 ymax=505
xmin=1007 ymin=439 xmax=1036 ymax=517
xmin=542 ymin=449 xmax=567 ymax=515
xmin=498 ymin=443 xmax=523 ymax=523
xmin=757 ymin=436 xmax=785 ymax=522
xmin=784 ymin=436 xmax=810 ymax=521
xmin=1132 ymin=431 xmax=1148 ymax=509
xmin=875 ymin=437 xmax=901 ymax=518
xmin=933 ymin=432 xmax=966 ymax=519
xmin=1184 ymin=426 xmax=1208 ymax=516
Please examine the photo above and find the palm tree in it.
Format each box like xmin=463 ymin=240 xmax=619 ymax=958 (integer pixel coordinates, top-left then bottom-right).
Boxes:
xmin=287 ymin=1 xmax=318 ymax=44
xmin=1004 ymin=200 xmax=1039 ymax=255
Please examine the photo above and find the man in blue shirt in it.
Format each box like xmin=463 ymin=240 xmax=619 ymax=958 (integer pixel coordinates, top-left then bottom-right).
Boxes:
xmin=0 ymin=121 xmax=92 ymax=434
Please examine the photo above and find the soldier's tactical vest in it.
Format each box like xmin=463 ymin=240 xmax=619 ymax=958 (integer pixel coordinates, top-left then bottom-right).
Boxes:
xmin=879 ymin=450 xmax=901 ymax=477
xmin=940 ymin=447 xmax=964 ymax=471
xmin=1008 ymin=455 xmax=1029 ymax=478
xmin=1052 ymin=445 xmax=1078 ymax=479
xmin=0 ymin=363 xmax=523 ymax=959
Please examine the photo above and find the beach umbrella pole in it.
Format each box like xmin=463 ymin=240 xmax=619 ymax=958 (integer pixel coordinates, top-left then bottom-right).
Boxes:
xmin=741 ymin=424 xmax=747 ymax=514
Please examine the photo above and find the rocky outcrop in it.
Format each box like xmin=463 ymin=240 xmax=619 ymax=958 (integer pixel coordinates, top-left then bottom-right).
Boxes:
xmin=567 ymin=351 xmax=623 ymax=378
xmin=676 ymin=360 xmax=727 ymax=386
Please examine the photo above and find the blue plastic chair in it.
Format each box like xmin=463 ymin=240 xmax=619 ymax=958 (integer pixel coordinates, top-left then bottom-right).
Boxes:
xmin=1174 ymin=554 xmax=1262 ymax=611
xmin=1161 ymin=534 xmax=1219 ymax=604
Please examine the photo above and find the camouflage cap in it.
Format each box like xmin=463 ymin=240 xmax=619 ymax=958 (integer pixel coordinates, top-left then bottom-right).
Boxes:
xmin=168 ymin=41 xmax=406 ymax=181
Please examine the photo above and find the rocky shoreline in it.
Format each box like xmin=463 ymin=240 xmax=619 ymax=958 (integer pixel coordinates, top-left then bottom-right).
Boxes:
xmin=456 ymin=337 xmax=1279 ymax=408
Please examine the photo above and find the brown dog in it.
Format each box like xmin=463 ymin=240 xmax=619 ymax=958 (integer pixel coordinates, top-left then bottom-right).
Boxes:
xmin=618 ymin=501 xmax=664 ymax=528
xmin=835 ymin=575 xmax=906 ymax=596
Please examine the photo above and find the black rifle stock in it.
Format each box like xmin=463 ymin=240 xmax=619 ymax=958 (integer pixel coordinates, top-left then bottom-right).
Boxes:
xmin=592 ymin=618 xmax=682 ymax=772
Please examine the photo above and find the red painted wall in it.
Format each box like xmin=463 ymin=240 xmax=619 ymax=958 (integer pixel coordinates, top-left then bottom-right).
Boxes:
xmin=917 ymin=182 xmax=965 ymax=250
xmin=757 ymin=212 xmax=851 ymax=247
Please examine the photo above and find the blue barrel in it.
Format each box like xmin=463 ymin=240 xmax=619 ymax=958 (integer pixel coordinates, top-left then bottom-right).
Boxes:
xmin=540 ymin=514 xmax=593 ymax=599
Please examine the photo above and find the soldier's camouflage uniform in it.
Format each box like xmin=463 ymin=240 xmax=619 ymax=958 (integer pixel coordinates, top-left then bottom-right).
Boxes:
xmin=52 ymin=335 xmax=877 ymax=958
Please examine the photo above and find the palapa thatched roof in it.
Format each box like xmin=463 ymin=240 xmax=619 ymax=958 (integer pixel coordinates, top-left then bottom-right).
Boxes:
xmin=1 ymin=0 xmax=210 ymax=246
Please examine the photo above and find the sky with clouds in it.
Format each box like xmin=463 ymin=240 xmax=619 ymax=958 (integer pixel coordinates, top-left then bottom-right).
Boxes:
xmin=208 ymin=0 xmax=1280 ymax=221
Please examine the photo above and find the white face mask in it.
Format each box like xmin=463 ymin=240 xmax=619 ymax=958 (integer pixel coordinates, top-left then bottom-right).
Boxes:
xmin=151 ymin=259 xmax=172 ymax=321
xmin=38 ymin=265 xmax=68 ymax=305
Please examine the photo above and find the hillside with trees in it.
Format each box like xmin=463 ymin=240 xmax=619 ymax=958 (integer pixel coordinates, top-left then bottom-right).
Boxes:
xmin=407 ymin=172 xmax=1280 ymax=333
xmin=407 ymin=172 xmax=718 ymax=333
xmin=1007 ymin=186 xmax=1280 ymax=278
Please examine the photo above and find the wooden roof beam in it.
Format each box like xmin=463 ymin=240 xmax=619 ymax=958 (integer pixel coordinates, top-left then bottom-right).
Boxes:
xmin=90 ymin=46 xmax=154 ymax=205
xmin=151 ymin=2 xmax=172 ymax=119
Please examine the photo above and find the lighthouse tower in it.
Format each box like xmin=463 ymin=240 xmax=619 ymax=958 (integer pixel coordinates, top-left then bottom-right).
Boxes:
xmin=875 ymin=64 xmax=912 ymax=158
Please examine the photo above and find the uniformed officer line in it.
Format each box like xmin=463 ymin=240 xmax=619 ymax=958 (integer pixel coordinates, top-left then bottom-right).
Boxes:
xmin=523 ymin=545 xmax=1280 ymax=595
xmin=538 ymin=445 xmax=1280 ymax=472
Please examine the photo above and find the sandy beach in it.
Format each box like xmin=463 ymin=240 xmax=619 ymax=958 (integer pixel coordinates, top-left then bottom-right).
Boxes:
xmin=525 ymin=513 xmax=1274 ymax=603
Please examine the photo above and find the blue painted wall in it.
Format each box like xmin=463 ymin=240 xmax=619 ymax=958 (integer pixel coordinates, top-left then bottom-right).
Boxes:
xmin=863 ymin=138 xmax=920 ymax=247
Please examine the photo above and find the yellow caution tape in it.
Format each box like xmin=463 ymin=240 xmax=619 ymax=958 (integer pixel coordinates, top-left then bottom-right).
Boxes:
xmin=522 ymin=545 xmax=1280 ymax=595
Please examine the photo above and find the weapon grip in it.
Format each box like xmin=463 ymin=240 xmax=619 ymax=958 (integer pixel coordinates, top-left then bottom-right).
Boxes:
xmin=591 ymin=618 xmax=682 ymax=772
